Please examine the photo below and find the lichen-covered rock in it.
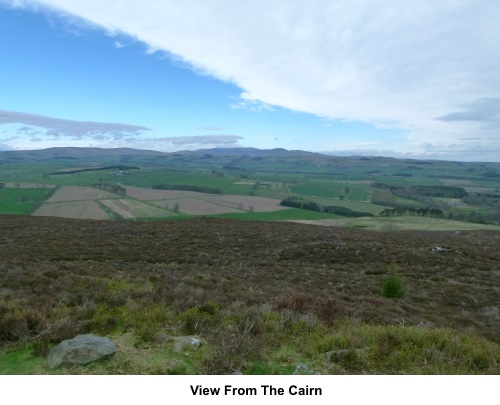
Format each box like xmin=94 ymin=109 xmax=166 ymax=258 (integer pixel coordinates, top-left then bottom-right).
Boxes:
xmin=174 ymin=336 xmax=202 ymax=352
xmin=47 ymin=334 xmax=117 ymax=369
xmin=292 ymin=363 xmax=321 ymax=375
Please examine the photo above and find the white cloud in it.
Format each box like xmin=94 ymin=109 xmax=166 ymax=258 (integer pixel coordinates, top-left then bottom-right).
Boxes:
xmin=0 ymin=110 xmax=243 ymax=151
xmin=4 ymin=0 xmax=500 ymax=159
xmin=0 ymin=109 xmax=151 ymax=138
xmin=146 ymin=135 xmax=243 ymax=146
xmin=131 ymin=135 xmax=244 ymax=151
xmin=0 ymin=142 xmax=15 ymax=151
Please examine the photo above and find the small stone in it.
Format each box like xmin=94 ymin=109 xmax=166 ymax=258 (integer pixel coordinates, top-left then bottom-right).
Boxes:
xmin=292 ymin=363 xmax=321 ymax=375
xmin=432 ymin=246 xmax=448 ymax=253
xmin=174 ymin=336 xmax=202 ymax=351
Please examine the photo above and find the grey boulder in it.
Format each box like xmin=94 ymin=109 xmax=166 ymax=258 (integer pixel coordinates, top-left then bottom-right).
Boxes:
xmin=47 ymin=334 xmax=117 ymax=369
xmin=174 ymin=336 xmax=202 ymax=352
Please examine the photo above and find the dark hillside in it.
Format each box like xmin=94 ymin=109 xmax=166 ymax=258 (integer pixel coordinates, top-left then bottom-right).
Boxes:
xmin=1 ymin=216 xmax=498 ymax=342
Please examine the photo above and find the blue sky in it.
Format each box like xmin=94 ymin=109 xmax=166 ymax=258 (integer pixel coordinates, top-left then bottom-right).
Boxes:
xmin=1 ymin=1 xmax=500 ymax=161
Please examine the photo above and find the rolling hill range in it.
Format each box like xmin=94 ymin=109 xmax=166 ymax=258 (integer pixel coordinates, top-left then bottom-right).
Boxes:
xmin=1 ymin=146 xmax=500 ymax=226
xmin=0 ymin=146 xmax=326 ymax=163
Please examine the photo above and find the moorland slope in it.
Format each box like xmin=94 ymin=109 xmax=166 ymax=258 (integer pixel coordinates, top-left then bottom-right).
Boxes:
xmin=0 ymin=215 xmax=498 ymax=374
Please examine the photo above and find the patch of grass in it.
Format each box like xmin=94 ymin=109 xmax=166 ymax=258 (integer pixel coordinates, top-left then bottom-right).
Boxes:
xmin=291 ymin=183 xmax=343 ymax=198
xmin=305 ymin=197 xmax=389 ymax=215
xmin=0 ymin=188 xmax=53 ymax=214
xmin=0 ymin=347 xmax=58 ymax=375
xmin=209 ymin=208 xmax=339 ymax=221
xmin=1 ymin=310 xmax=499 ymax=375
xmin=345 ymin=189 xmax=372 ymax=202
xmin=315 ymin=216 xmax=499 ymax=231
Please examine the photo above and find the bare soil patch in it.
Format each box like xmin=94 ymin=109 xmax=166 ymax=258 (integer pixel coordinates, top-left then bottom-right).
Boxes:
xmin=202 ymin=195 xmax=288 ymax=212
xmin=151 ymin=198 xmax=242 ymax=215
xmin=100 ymin=199 xmax=173 ymax=218
xmin=124 ymin=186 xmax=203 ymax=200
xmin=126 ymin=186 xmax=288 ymax=214
xmin=289 ymin=217 xmax=500 ymax=231
xmin=33 ymin=201 xmax=109 ymax=220
xmin=47 ymin=186 xmax=117 ymax=202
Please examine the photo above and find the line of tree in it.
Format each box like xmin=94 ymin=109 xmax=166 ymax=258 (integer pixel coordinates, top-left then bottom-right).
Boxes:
xmin=482 ymin=171 xmax=500 ymax=178
xmin=409 ymin=185 xmax=467 ymax=198
xmin=323 ymin=205 xmax=373 ymax=217
xmin=391 ymin=186 xmax=467 ymax=201
xmin=51 ymin=165 xmax=139 ymax=175
xmin=27 ymin=186 xmax=59 ymax=214
xmin=462 ymin=193 xmax=500 ymax=209
xmin=338 ymin=186 xmax=350 ymax=200
xmin=280 ymin=197 xmax=373 ymax=217
xmin=280 ymin=197 xmax=321 ymax=211
xmin=372 ymin=182 xmax=467 ymax=199
xmin=152 ymin=184 xmax=223 ymax=194
xmin=93 ymin=183 xmax=127 ymax=195
xmin=426 ymin=175 xmax=486 ymax=181
xmin=371 ymin=182 xmax=400 ymax=191
xmin=445 ymin=209 xmax=495 ymax=224
xmin=379 ymin=207 xmax=444 ymax=218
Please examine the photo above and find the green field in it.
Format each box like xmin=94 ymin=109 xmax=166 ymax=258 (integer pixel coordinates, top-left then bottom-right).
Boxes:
xmin=211 ymin=208 xmax=339 ymax=221
xmin=290 ymin=182 xmax=344 ymax=198
xmin=345 ymin=189 xmax=372 ymax=202
xmin=294 ymin=216 xmax=500 ymax=231
xmin=0 ymin=188 xmax=54 ymax=214
xmin=1 ymin=149 xmax=500 ymax=227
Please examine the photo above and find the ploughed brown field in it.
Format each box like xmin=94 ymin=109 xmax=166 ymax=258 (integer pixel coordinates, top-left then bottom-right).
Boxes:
xmin=1 ymin=215 xmax=498 ymax=345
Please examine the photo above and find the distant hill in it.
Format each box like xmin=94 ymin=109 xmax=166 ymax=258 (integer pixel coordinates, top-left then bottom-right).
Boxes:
xmin=0 ymin=147 xmax=166 ymax=162
xmin=0 ymin=146 xmax=325 ymax=163
xmin=183 ymin=147 xmax=324 ymax=157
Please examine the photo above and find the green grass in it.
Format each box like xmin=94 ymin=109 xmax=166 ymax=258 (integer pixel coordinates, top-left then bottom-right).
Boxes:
xmin=345 ymin=189 xmax=372 ymax=202
xmin=209 ymin=208 xmax=339 ymax=221
xmin=0 ymin=348 xmax=58 ymax=375
xmin=291 ymin=183 xmax=344 ymax=198
xmin=303 ymin=216 xmax=500 ymax=231
xmin=308 ymin=197 xmax=389 ymax=215
xmin=1 ymin=317 xmax=497 ymax=375
xmin=393 ymin=195 xmax=425 ymax=206
xmin=142 ymin=208 xmax=341 ymax=222
xmin=120 ymin=170 xmax=254 ymax=195
xmin=0 ymin=188 xmax=53 ymax=214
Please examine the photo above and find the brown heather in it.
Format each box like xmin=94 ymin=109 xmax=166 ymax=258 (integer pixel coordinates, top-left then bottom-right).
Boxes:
xmin=0 ymin=215 xmax=499 ymax=374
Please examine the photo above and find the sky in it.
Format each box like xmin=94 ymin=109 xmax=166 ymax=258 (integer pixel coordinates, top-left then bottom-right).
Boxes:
xmin=1 ymin=0 xmax=500 ymax=161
